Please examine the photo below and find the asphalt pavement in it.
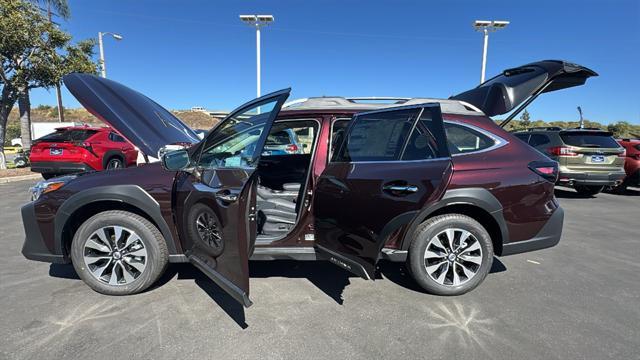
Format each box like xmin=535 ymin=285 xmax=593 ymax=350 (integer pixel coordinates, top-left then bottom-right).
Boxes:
xmin=0 ymin=180 xmax=638 ymax=360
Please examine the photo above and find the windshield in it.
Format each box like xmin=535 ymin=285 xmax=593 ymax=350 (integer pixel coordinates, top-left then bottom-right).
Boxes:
xmin=560 ymin=132 xmax=620 ymax=148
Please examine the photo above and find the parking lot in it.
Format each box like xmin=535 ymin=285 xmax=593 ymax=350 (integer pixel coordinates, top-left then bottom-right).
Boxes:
xmin=0 ymin=179 xmax=638 ymax=360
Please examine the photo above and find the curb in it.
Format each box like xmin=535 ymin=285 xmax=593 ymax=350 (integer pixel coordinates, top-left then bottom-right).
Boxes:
xmin=0 ymin=174 xmax=42 ymax=184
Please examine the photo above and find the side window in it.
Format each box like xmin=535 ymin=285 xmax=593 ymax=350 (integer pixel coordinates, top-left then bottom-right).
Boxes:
xmin=198 ymin=100 xmax=279 ymax=169
xmin=444 ymin=123 xmax=495 ymax=155
xmin=528 ymin=134 xmax=551 ymax=147
xmin=402 ymin=109 xmax=448 ymax=160
xmin=335 ymin=108 xmax=419 ymax=162
xmin=514 ymin=133 xmax=530 ymax=143
xmin=109 ymin=132 xmax=125 ymax=142
xmin=330 ymin=119 xmax=350 ymax=159
xmin=261 ymin=120 xmax=318 ymax=156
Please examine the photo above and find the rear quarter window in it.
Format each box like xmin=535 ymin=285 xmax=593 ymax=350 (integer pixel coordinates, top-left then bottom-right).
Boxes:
xmin=445 ymin=123 xmax=495 ymax=154
xmin=560 ymin=132 xmax=620 ymax=148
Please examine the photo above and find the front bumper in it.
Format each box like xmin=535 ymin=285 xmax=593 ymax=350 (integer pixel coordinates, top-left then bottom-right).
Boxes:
xmin=502 ymin=207 xmax=564 ymax=256
xmin=557 ymin=170 xmax=626 ymax=186
xmin=30 ymin=161 xmax=93 ymax=175
xmin=21 ymin=202 xmax=67 ymax=263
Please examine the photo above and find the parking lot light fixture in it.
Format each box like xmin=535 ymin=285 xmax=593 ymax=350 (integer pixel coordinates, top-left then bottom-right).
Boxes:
xmin=473 ymin=20 xmax=510 ymax=83
xmin=239 ymin=15 xmax=274 ymax=98
xmin=98 ymin=32 xmax=124 ymax=78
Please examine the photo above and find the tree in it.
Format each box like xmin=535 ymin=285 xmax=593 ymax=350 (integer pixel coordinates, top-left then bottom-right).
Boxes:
xmin=28 ymin=0 xmax=71 ymax=125
xmin=0 ymin=0 xmax=97 ymax=168
xmin=519 ymin=109 xmax=531 ymax=130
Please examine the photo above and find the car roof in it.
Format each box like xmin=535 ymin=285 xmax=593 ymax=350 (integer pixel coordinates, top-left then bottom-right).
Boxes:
xmin=514 ymin=127 xmax=611 ymax=134
xmin=280 ymin=96 xmax=485 ymax=116
xmin=55 ymin=125 xmax=110 ymax=131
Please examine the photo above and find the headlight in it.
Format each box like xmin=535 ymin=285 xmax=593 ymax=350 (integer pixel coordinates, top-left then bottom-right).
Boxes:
xmin=30 ymin=175 xmax=77 ymax=201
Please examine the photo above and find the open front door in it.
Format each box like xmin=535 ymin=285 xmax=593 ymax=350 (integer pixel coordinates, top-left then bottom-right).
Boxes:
xmin=314 ymin=104 xmax=453 ymax=279
xmin=174 ymin=89 xmax=290 ymax=307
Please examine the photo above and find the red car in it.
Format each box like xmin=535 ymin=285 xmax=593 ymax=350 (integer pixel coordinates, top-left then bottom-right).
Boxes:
xmin=614 ymin=138 xmax=640 ymax=191
xmin=29 ymin=126 xmax=138 ymax=179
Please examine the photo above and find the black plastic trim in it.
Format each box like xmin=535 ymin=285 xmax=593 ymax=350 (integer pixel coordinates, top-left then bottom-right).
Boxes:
xmin=30 ymin=161 xmax=93 ymax=174
xmin=315 ymin=244 xmax=372 ymax=280
xmin=54 ymin=185 xmax=178 ymax=256
xmin=21 ymin=202 xmax=68 ymax=263
xmin=502 ymin=207 xmax=564 ymax=255
xmin=189 ymin=254 xmax=253 ymax=308
xmin=399 ymin=187 xmax=509 ymax=253
xmin=558 ymin=171 xmax=626 ymax=186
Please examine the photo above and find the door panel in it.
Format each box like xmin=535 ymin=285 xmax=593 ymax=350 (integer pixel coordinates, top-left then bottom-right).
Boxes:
xmin=174 ymin=89 xmax=290 ymax=307
xmin=314 ymin=104 xmax=452 ymax=279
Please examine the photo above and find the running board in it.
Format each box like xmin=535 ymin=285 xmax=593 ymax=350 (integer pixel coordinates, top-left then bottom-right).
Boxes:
xmin=188 ymin=254 xmax=253 ymax=308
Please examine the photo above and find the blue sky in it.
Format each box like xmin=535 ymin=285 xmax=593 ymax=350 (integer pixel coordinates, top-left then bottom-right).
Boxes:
xmin=29 ymin=0 xmax=640 ymax=124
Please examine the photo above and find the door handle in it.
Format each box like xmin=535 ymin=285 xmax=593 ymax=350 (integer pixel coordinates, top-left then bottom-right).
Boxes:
xmin=383 ymin=184 xmax=419 ymax=194
xmin=216 ymin=191 xmax=238 ymax=203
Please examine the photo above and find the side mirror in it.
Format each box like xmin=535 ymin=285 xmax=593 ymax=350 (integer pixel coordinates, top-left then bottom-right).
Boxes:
xmin=161 ymin=149 xmax=191 ymax=171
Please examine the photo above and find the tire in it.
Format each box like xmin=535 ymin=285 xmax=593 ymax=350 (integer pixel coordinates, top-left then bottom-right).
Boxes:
xmin=105 ymin=157 xmax=125 ymax=170
xmin=186 ymin=203 xmax=224 ymax=257
xmin=574 ymin=185 xmax=604 ymax=196
xmin=407 ymin=214 xmax=494 ymax=296
xmin=70 ymin=210 xmax=169 ymax=295
xmin=14 ymin=158 xmax=27 ymax=168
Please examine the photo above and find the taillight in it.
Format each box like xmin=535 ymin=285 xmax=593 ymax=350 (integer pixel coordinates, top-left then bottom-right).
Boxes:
xmin=285 ymin=144 xmax=299 ymax=154
xmin=548 ymin=146 xmax=579 ymax=157
xmin=528 ymin=161 xmax=559 ymax=183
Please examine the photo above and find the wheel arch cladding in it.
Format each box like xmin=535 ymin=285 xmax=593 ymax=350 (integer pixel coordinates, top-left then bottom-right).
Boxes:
xmin=401 ymin=188 xmax=508 ymax=256
xmin=55 ymin=185 xmax=177 ymax=257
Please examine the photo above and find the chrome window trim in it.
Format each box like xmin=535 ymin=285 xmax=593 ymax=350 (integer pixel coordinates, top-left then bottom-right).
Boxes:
xmin=444 ymin=120 xmax=509 ymax=157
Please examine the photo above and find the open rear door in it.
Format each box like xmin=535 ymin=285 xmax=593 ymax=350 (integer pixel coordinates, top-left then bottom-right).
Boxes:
xmin=173 ymin=89 xmax=290 ymax=307
xmin=450 ymin=60 xmax=598 ymax=126
xmin=313 ymin=104 xmax=452 ymax=279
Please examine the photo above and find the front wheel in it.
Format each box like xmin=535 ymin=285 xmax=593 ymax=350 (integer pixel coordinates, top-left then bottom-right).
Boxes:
xmin=70 ymin=210 xmax=169 ymax=295
xmin=407 ymin=214 xmax=494 ymax=296
xmin=574 ymin=185 xmax=604 ymax=196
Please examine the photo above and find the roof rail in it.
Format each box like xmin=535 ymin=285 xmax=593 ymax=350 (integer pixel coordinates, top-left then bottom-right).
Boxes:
xmin=526 ymin=126 xmax=563 ymax=131
xmin=345 ymin=97 xmax=410 ymax=104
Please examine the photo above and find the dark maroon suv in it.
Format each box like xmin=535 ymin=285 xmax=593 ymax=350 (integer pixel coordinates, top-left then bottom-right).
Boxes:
xmin=21 ymin=60 xmax=596 ymax=306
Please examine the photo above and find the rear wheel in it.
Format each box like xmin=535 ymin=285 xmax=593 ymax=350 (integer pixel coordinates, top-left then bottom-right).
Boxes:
xmin=70 ymin=210 xmax=169 ymax=295
xmin=407 ymin=214 xmax=494 ymax=296
xmin=574 ymin=185 xmax=604 ymax=196
xmin=105 ymin=157 xmax=124 ymax=170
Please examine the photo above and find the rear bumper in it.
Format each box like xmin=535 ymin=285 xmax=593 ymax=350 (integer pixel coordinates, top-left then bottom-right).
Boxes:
xmin=502 ymin=207 xmax=564 ymax=256
xmin=30 ymin=161 xmax=94 ymax=175
xmin=21 ymin=202 xmax=67 ymax=263
xmin=557 ymin=170 xmax=626 ymax=186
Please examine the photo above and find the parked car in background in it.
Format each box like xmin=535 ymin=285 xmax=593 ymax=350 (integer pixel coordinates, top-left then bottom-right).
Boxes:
xmin=22 ymin=60 xmax=595 ymax=305
xmin=513 ymin=127 xmax=626 ymax=195
xmin=612 ymin=138 xmax=640 ymax=192
xmin=262 ymin=128 xmax=305 ymax=156
xmin=29 ymin=126 xmax=138 ymax=179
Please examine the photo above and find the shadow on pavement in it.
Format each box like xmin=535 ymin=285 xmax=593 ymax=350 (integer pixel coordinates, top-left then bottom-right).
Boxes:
xmin=554 ymin=187 xmax=592 ymax=199
xmin=50 ymin=256 xmax=507 ymax=327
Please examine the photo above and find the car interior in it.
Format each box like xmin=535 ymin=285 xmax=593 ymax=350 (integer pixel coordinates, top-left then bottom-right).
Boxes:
xmin=255 ymin=119 xmax=319 ymax=243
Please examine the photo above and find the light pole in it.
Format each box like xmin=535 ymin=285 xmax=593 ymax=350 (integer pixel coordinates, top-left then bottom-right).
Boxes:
xmin=239 ymin=15 xmax=274 ymax=98
xmin=98 ymin=32 xmax=123 ymax=78
xmin=473 ymin=20 xmax=509 ymax=83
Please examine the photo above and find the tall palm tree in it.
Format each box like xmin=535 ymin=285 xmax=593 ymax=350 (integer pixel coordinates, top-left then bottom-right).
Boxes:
xmin=20 ymin=0 xmax=70 ymax=151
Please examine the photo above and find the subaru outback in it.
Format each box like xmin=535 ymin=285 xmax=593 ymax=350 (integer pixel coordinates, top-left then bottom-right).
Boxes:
xmin=21 ymin=60 xmax=595 ymax=306
xmin=513 ymin=127 xmax=626 ymax=195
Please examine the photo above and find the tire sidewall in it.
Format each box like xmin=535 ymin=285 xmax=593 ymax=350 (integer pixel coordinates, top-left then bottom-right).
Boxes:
xmin=408 ymin=214 xmax=494 ymax=296
xmin=70 ymin=211 xmax=167 ymax=295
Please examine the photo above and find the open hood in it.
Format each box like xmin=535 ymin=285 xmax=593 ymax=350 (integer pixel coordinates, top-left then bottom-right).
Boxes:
xmin=450 ymin=60 xmax=598 ymax=119
xmin=64 ymin=73 xmax=200 ymax=157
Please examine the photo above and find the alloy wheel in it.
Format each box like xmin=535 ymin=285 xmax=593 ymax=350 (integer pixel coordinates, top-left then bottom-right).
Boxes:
xmin=83 ymin=225 xmax=147 ymax=285
xmin=424 ymin=228 xmax=483 ymax=286
xmin=196 ymin=212 xmax=223 ymax=252
xmin=107 ymin=158 xmax=123 ymax=169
